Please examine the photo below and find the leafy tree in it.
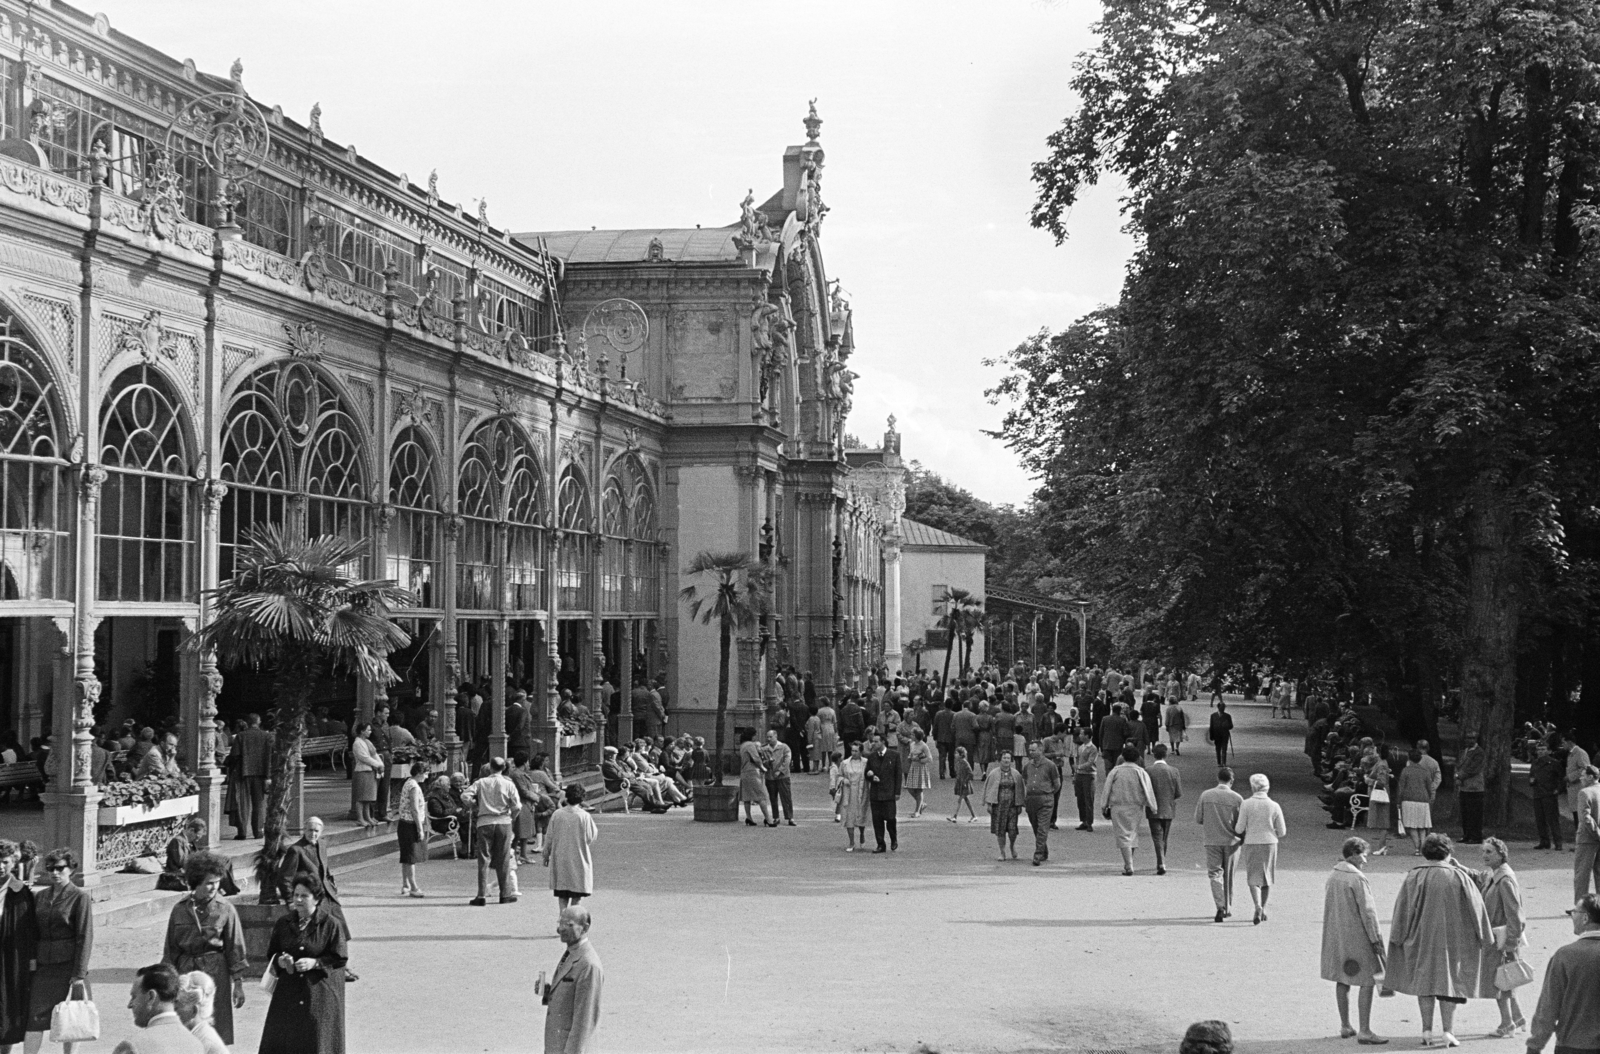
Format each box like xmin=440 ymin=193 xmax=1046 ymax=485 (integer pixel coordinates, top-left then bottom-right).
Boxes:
xmin=679 ymin=551 xmax=767 ymax=784
xmin=187 ymin=527 xmax=412 ymax=899
xmin=996 ymin=0 xmax=1600 ymax=821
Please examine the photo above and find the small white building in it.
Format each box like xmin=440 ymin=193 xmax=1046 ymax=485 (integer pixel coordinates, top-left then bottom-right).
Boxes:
xmin=899 ymin=518 xmax=987 ymax=673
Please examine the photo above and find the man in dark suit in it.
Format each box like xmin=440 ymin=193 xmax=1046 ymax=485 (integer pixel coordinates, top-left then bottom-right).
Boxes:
xmin=838 ymin=696 xmax=867 ymax=750
xmin=236 ymin=713 xmax=273 ymax=839
xmin=786 ymin=696 xmax=811 ymax=773
xmin=506 ymin=691 xmax=531 ymax=759
xmin=1098 ymin=704 xmax=1133 ymax=775
xmin=280 ymin=815 xmax=347 ymax=934
xmin=932 ymin=701 xmax=956 ymax=779
xmin=371 ymin=705 xmax=394 ymax=822
xmin=865 ymin=732 xmax=903 ymax=853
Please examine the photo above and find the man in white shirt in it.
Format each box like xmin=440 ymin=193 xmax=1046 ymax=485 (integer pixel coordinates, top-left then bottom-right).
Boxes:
xmin=463 ymin=756 xmax=521 ymax=905
xmin=113 ymin=963 xmax=203 ymax=1054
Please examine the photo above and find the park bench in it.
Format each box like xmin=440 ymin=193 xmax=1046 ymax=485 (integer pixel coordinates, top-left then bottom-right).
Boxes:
xmin=0 ymin=760 xmax=43 ymax=799
xmin=301 ymin=734 xmax=346 ymax=770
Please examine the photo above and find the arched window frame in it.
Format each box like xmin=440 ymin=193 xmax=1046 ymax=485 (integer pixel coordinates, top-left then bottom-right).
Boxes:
xmin=456 ymin=417 xmax=544 ymax=612
xmin=97 ymin=363 xmax=194 ymax=603
xmin=556 ymin=463 xmax=591 ymax=612
xmin=0 ymin=313 xmax=72 ymax=602
xmin=387 ymin=426 xmax=439 ymax=609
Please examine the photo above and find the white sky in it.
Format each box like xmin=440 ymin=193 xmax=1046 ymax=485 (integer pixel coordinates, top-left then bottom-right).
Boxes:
xmin=97 ymin=0 xmax=1134 ymax=507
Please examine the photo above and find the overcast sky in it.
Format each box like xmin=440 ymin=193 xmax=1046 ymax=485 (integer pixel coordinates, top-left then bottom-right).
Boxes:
xmin=99 ymin=0 xmax=1134 ymax=508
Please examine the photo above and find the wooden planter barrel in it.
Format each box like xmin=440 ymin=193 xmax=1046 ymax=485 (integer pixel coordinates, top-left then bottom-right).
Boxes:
xmin=692 ymin=784 xmax=739 ymax=823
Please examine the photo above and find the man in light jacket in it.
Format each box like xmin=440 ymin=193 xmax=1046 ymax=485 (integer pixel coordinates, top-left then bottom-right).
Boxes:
xmin=463 ymin=756 xmax=521 ymax=906
xmin=542 ymin=906 xmax=603 ymax=1054
xmin=1196 ymin=767 xmax=1244 ymax=922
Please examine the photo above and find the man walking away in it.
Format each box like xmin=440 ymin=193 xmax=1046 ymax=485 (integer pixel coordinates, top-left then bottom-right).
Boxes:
xmin=1072 ymin=729 xmax=1098 ymax=831
xmin=541 ymin=906 xmax=604 ymax=1054
xmin=764 ymin=729 xmax=795 ymax=826
xmin=1456 ymin=733 xmax=1486 ymax=844
xmin=865 ymin=733 xmax=902 ymax=853
xmin=1196 ymin=767 xmax=1244 ymax=921
xmin=1021 ymin=742 xmax=1062 ymax=866
xmin=1148 ymin=743 xmax=1182 ymax=875
xmin=464 ymin=756 xmax=521 ymax=905
xmin=236 ymin=713 xmax=272 ymax=840
xmin=1208 ymin=702 xmax=1234 ymax=767
xmin=934 ymin=701 xmax=956 ymax=779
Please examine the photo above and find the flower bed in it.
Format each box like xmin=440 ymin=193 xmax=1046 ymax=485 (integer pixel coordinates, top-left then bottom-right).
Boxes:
xmin=98 ymin=773 xmax=199 ymax=812
xmin=558 ymin=731 xmax=597 ymax=749
xmin=97 ymin=793 xmax=200 ymax=826
xmin=392 ymin=742 xmax=447 ymax=766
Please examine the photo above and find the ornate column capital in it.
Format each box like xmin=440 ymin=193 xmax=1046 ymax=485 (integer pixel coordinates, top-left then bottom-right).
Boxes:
xmin=201 ymin=478 xmax=229 ymax=515
xmin=375 ymin=502 xmax=398 ymax=532
xmin=79 ymin=465 xmax=108 ymax=505
xmin=444 ymin=515 xmax=464 ymax=541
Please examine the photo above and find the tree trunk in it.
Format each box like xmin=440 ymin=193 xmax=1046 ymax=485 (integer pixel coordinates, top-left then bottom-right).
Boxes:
xmin=259 ymin=652 xmax=317 ymax=902
xmin=712 ymin=616 xmax=730 ymax=785
xmin=1460 ymin=474 xmax=1522 ymax=825
xmin=941 ymin=633 xmax=955 ymax=695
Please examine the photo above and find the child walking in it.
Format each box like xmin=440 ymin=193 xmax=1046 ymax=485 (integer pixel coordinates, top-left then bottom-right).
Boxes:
xmin=948 ymin=745 xmax=977 ymax=821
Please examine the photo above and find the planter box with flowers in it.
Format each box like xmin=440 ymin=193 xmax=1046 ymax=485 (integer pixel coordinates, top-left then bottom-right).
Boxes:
xmin=390 ymin=741 xmax=448 ymax=779
xmin=97 ymin=774 xmax=201 ymax=826
xmin=557 ymin=708 xmax=600 ymax=749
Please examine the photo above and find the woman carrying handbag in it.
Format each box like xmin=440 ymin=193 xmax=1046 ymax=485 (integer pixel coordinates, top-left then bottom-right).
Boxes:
xmin=26 ymin=849 xmax=95 ymax=1052
xmin=1471 ymin=838 xmax=1533 ymax=1037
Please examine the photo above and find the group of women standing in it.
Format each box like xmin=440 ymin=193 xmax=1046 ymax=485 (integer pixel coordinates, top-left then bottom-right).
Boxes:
xmin=1322 ymin=831 xmax=1533 ymax=1045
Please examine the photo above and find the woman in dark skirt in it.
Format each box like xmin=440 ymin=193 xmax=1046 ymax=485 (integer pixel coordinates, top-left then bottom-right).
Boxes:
xmin=161 ymin=850 xmax=247 ymax=1044
xmin=0 ymin=839 xmax=38 ymax=1052
xmin=396 ymin=762 xmax=429 ymax=897
xmin=260 ymin=873 xmax=346 ymax=1054
xmin=25 ymin=848 xmax=92 ymax=1053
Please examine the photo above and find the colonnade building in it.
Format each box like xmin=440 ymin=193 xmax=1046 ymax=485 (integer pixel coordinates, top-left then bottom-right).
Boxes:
xmin=0 ymin=1 xmax=905 ymax=872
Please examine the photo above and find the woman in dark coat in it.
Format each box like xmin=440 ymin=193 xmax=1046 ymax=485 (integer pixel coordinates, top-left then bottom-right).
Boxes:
xmin=0 ymin=839 xmax=38 ymax=1051
xmin=162 ymin=850 xmax=248 ymax=1044
xmin=25 ymin=848 xmax=92 ymax=1053
xmin=259 ymin=873 xmax=346 ymax=1054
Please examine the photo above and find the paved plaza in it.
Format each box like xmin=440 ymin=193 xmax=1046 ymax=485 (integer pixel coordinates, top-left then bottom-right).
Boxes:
xmin=72 ymin=702 xmax=1572 ymax=1053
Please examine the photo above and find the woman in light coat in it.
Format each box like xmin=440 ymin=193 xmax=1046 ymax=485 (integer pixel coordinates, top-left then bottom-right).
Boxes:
xmin=1473 ymin=837 xmax=1528 ymax=1037
xmin=348 ymin=724 xmax=385 ymax=827
xmin=1234 ymin=773 xmax=1288 ymax=924
xmin=1095 ymin=745 xmax=1157 ymax=876
xmin=1320 ymin=836 xmax=1386 ymax=1044
xmin=542 ymin=784 xmax=599 ymax=912
xmin=983 ymin=751 xmax=1027 ymax=861
xmin=836 ymin=741 xmax=870 ymax=851
xmin=1385 ymin=833 xmax=1493 ymax=1049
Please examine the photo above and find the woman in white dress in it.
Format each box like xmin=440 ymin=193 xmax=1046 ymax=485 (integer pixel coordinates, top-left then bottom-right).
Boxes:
xmin=837 ymin=741 xmax=870 ymax=851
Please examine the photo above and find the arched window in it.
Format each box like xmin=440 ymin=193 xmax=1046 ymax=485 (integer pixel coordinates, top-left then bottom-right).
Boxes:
xmin=599 ymin=472 xmax=626 ymax=612
xmin=626 ymin=459 xmax=657 ymax=611
xmin=456 ymin=418 xmax=543 ymax=611
xmin=98 ymin=364 xmax=193 ymax=602
xmin=388 ymin=427 xmax=438 ymax=608
xmin=220 ymin=362 xmax=368 ymax=578
xmin=556 ymin=464 xmax=591 ymax=611
xmin=0 ymin=313 xmax=71 ymax=601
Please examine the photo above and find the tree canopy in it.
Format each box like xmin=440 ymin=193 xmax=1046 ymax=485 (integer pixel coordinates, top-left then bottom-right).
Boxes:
xmin=990 ymin=0 xmax=1600 ymax=817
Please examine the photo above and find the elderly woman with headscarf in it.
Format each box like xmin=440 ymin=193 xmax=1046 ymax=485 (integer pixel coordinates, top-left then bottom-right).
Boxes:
xmin=1385 ymin=833 xmax=1494 ymax=1049
xmin=1234 ymin=773 xmax=1288 ymax=924
xmin=1096 ymin=744 xmax=1157 ymax=876
xmin=1321 ymin=836 xmax=1387 ymax=1044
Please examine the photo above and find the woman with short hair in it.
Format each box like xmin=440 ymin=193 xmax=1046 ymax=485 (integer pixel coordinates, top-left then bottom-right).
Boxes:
xmin=348 ymin=723 xmax=384 ymax=827
xmin=543 ymin=784 xmax=600 ymax=913
xmin=24 ymin=848 xmax=92 ymax=1054
xmin=260 ymin=874 xmax=347 ymax=1054
xmin=1473 ymin=837 xmax=1528 ymax=1037
xmin=983 ymin=750 xmax=1026 ymax=861
xmin=1095 ymin=744 xmax=1157 ymax=876
xmin=1320 ymin=836 xmax=1387 ymax=1043
xmin=162 ymin=850 xmax=247 ymax=1045
xmin=837 ymin=741 xmax=870 ymax=851
xmin=1234 ymin=773 xmax=1288 ymax=924
xmin=0 ymin=838 xmax=37 ymax=1054
xmin=1396 ymin=748 xmax=1435 ymax=855
xmin=903 ymin=728 xmax=932 ymax=818
xmin=736 ymin=727 xmax=773 ymax=828
xmin=397 ymin=761 xmax=430 ymax=897
xmin=1385 ymin=833 xmax=1495 ymax=1049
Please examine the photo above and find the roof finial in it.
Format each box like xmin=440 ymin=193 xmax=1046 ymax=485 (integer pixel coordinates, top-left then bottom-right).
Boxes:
xmin=229 ymin=57 xmax=243 ymax=89
xmin=887 ymin=413 xmax=897 ymax=434
xmin=804 ymin=98 xmax=822 ymax=143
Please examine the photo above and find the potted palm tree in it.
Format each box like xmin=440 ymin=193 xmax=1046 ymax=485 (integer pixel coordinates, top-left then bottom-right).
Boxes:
xmin=679 ymin=551 xmax=765 ymax=823
xmin=187 ymin=527 xmax=412 ymax=918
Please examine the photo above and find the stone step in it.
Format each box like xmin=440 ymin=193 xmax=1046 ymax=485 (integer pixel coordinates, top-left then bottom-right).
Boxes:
xmin=91 ymin=821 xmax=444 ymax=928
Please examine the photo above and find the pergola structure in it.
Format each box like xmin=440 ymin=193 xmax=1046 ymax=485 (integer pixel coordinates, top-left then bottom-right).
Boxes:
xmin=983 ymin=587 xmax=1089 ymax=671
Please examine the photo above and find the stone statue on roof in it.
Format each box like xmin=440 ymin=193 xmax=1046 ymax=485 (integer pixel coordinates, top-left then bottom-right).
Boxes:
xmin=229 ymin=58 xmax=244 ymax=88
xmin=308 ymin=102 xmax=323 ymax=138
xmin=738 ymin=189 xmax=776 ymax=246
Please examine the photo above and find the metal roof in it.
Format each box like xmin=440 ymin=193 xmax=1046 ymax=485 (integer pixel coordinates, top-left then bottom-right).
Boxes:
xmin=985 ymin=586 xmax=1088 ymax=615
xmin=900 ymin=517 xmax=987 ymax=551
xmin=514 ymin=228 xmax=741 ymax=265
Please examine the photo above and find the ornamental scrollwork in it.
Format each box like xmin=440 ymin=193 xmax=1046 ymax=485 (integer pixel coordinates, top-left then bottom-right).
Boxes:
xmin=283 ymin=321 xmax=325 ymax=361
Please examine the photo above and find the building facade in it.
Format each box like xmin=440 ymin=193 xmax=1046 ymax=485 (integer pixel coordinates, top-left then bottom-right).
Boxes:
xmin=0 ymin=1 xmax=901 ymax=872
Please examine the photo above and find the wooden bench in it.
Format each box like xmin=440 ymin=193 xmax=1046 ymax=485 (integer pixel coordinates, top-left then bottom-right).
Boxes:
xmin=0 ymin=760 xmax=43 ymax=798
xmin=301 ymin=735 xmax=347 ymax=770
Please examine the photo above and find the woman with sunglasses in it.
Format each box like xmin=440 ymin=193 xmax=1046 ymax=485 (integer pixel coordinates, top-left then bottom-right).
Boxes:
xmin=24 ymin=849 xmax=92 ymax=1054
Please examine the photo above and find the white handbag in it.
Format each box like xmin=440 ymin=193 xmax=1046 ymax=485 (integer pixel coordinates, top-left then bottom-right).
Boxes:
xmin=50 ymin=980 xmax=98 ymax=1043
